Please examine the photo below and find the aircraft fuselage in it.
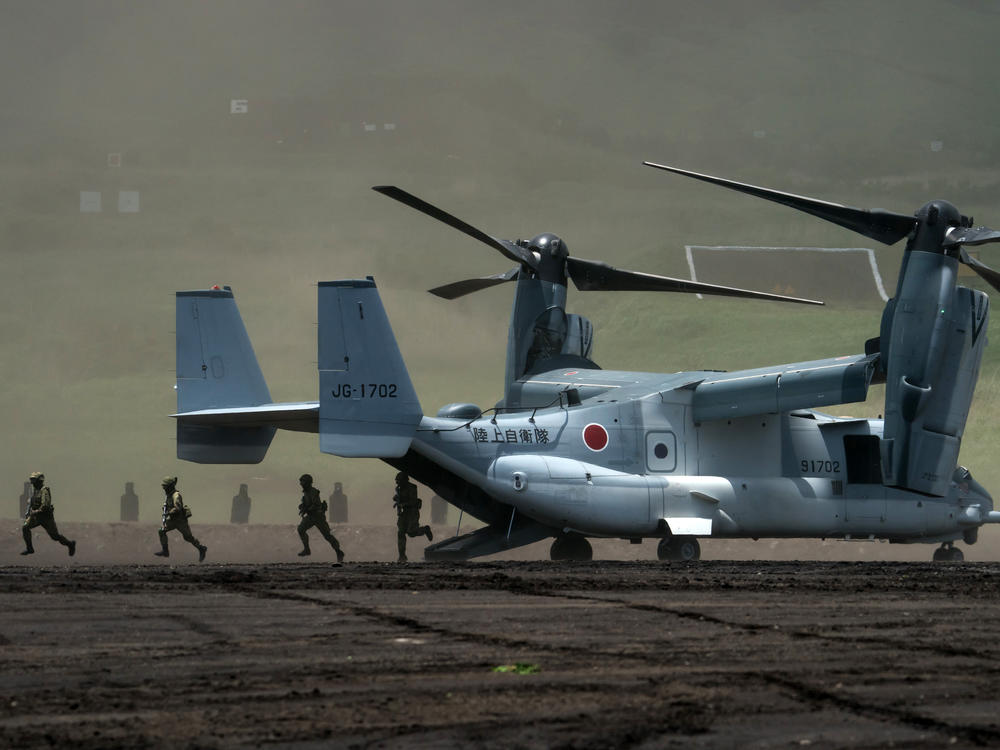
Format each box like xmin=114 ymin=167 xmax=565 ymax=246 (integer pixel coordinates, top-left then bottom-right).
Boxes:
xmin=410 ymin=365 xmax=991 ymax=545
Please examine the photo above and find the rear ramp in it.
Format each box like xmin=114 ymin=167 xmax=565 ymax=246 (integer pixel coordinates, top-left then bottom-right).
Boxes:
xmin=424 ymin=518 xmax=555 ymax=560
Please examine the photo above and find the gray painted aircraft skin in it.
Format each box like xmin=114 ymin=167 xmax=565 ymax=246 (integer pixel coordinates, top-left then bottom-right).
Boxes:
xmin=172 ymin=164 xmax=1000 ymax=562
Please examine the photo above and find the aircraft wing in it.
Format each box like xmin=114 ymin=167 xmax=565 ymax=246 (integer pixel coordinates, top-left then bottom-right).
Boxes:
xmin=689 ymin=353 xmax=878 ymax=421
xmin=171 ymin=401 xmax=320 ymax=433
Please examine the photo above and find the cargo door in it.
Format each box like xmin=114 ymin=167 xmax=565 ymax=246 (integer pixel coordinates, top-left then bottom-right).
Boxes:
xmin=842 ymin=434 xmax=887 ymax=527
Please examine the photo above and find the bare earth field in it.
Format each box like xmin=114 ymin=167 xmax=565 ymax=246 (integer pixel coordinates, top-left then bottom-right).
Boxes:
xmin=6 ymin=521 xmax=1000 ymax=565
xmin=2 ymin=524 xmax=1000 ymax=748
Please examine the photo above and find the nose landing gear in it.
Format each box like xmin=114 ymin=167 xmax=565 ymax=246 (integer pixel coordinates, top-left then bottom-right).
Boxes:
xmin=932 ymin=543 xmax=964 ymax=562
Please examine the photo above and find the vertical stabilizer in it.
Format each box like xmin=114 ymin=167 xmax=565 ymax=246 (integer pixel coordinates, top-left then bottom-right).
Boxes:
xmin=318 ymin=278 xmax=422 ymax=457
xmin=175 ymin=288 xmax=275 ymax=462
xmin=176 ymin=288 xmax=271 ymax=411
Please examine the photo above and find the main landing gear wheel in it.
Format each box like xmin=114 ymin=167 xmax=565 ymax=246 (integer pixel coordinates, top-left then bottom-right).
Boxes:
xmin=549 ymin=535 xmax=593 ymax=561
xmin=932 ymin=544 xmax=964 ymax=562
xmin=657 ymin=536 xmax=701 ymax=562
xmin=656 ymin=536 xmax=701 ymax=562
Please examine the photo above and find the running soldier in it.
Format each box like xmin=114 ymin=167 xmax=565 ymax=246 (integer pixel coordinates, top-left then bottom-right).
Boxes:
xmin=297 ymin=474 xmax=345 ymax=562
xmin=155 ymin=476 xmax=207 ymax=561
xmin=21 ymin=472 xmax=75 ymax=557
xmin=393 ymin=472 xmax=432 ymax=562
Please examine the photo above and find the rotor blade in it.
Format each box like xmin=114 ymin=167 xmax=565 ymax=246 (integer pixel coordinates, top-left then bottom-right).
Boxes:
xmin=959 ymin=248 xmax=1000 ymax=294
xmin=643 ymin=162 xmax=916 ymax=246
xmin=946 ymin=226 xmax=1000 ymax=248
xmin=566 ymin=256 xmax=823 ymax=305
xmin=428 ymin=268 xmax=520 ymax=300
xmin=372 ymin=185 xmax=535 ymax=266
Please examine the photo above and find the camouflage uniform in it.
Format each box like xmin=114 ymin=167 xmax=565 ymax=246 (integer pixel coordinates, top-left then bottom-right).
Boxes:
xmin=155 ymin=477 xmax=206 ymax=561
xmin=297 ymin=474 xmax=345 ymax=562
xmin=22 ymin=472 xmax=75 ymax=556
xmin=393 ymin=472 xmax=432 ymax=562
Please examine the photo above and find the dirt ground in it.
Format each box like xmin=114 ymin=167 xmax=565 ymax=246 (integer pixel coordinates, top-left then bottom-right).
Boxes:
xmin=5 ymin=520 xmax=1000 ymax=566
xmin=3 ymin=524 xmax=1000 ymax=748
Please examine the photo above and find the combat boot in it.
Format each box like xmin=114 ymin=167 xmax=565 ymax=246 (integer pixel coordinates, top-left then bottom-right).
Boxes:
xmin=198 ymin=545 xmax=207 ymax=562
xmin=336 ymin=548 xmax=345 ymax=564
xmin=68 ymin=540 xmax=76 ymax=557
xmin=397 ymin=555 xmax=408 ymax=563
xmin=424 ymin=526 xmax=433 ymax=542
xmin=21 ymin=528 xmax=33 ymax=555
xmin=298 ymin=547 xmax=311 ymax=557
xmin=155 ymin=530 xmax=169 ymax=558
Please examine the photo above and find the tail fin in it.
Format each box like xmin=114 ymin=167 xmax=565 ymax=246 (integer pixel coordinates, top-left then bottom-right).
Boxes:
xmin=318 ymin=278 xmax=422 ymax=457
xmin=175 ymin=288 xmax=275 ymax=462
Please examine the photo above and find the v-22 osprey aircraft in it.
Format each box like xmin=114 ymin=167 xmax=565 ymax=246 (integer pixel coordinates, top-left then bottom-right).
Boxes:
xmin=172 ymin=162 xmax=1000 ymax=562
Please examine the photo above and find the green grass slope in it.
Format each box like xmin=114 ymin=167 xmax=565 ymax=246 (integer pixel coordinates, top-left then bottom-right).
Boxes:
xmin=2 ymin=1 xmax=999 ymax=525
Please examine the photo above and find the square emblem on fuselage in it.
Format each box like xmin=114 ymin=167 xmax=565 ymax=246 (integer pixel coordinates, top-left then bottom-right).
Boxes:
xmin=646 ymin=432 xmax=677 ymax=472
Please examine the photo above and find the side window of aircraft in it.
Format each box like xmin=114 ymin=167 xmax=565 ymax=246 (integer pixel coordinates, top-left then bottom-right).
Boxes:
xmin=646 ymin=432 xmax=677 ymax=472
xmin=843 ymin=435 xmax=882 ymax=484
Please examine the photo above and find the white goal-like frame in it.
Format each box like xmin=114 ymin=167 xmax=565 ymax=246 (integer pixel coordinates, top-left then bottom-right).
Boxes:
xmin=684 ymin=245 xmax=889 ymax=302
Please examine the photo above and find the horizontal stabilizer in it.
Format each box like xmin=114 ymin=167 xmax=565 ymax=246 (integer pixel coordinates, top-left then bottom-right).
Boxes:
xmin=172 ymin=402 xmax=319 ymax=432
xmin=177 ymin=424 xmax=275 ymax=464
xmin=318 ymin=278 xmax=422 ymax=457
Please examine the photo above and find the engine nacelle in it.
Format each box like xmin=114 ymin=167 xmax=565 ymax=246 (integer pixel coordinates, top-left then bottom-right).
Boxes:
xmin=881 ymin=251 xmax=989 ymax=496
xmin=562 ymin=314 xmax=594 ymax=360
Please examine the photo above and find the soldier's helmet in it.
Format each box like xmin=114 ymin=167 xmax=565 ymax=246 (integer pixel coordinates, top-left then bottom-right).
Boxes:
xmin=161 ymin=476 xmax=178 ymax=488
xmin=29 ymin=471 xmax=44 ymax=482
xmin=299 ymin=473 xmax=313 ymax=485
xmin=395 ymin=471 xmax=408 ymax=484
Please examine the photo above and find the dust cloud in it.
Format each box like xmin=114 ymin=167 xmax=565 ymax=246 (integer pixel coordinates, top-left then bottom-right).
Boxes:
xmin=2 ymin=1 xmax=999 ymax=534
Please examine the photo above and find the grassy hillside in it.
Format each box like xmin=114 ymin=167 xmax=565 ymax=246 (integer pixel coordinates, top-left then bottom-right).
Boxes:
xmin=4 ymin=153 xmax=999 ymax=524
xmin=2 ymin=1 xmax=1000 ymax=524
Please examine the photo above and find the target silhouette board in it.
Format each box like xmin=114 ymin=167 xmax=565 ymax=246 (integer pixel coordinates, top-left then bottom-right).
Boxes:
xmin=685 ymin=246 xmax=890 ymax=304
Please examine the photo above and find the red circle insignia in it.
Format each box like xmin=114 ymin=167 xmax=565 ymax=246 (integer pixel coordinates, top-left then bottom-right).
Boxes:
xmin=583 ymin=423 xmax=609 ymax=452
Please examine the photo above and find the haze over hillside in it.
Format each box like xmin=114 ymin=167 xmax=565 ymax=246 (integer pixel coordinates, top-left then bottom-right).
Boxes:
xmin=3 ymin=1 xmax=999 ymax=526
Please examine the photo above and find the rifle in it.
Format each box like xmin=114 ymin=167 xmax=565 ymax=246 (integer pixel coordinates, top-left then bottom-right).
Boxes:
xmin=24 ymin=500 xmax=52 ymax=520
